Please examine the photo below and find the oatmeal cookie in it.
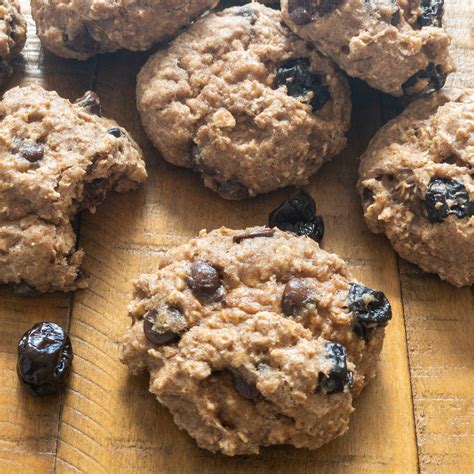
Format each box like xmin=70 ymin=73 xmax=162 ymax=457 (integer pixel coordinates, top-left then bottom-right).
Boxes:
xmin=121 ymin=227 xmax=392 ymax=455
xmin=0 ymin=0 xmax=26 ymax=87
xmin=30 ymin=0 xmax=218 ymax=60
xmin=0 ymin=85 xmax=147 ymax=293
xmin=137 ymin=3 xmax=351 ymax=199
xmin=281 ymin=0 xmax=454 ymax=96
xmin=358 ymin=88 xmax=473 ymax=286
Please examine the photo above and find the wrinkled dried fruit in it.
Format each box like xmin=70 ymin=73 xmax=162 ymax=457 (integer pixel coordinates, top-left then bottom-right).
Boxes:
xmin=75 ymin=91 xmax=102 ymax=116
xmin=17 ymin=322 xmax=73 ymax=395
xmin=424 ymin=178 xmax=472 ymax=223
xmin=275 ymin=58 xmax=330 ymax=112
xmin=143 ymin=307 xmax=185 ymax=346
xmin=418 ymin=0 xmax=444 ymax=27
xmin=281 ymin=278 xmax=312 ymax=316
xmin=316 ymin=342 xmax=351 ymax=394
xmin=348 ymin=283 xmax=392 ymax=341
xmin=402 ymin=63 xmax=446 ymax=95
xmin=269 ymin=190 xmax=324 ymax=243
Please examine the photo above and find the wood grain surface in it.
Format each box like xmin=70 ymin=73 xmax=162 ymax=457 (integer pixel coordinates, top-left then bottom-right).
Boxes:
xmin=0 ymin=1 xmax=472 ymax=473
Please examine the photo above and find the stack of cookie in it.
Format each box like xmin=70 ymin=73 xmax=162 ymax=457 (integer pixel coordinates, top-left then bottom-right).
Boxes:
xmin=1 ymin=0 xmax=472 ymax=458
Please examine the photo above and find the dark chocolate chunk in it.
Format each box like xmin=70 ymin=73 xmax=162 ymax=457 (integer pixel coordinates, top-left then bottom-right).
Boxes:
xmin=143 ymin=307 xmax=185 ymax=346
xmin=19 ymin=141 xmax=44 ymax=162
xmin=281 ymin=278 xmax=312 ymax=316
xmin=233 ymin=228 xmax=275 ymax=243
xmin=228 ymin=368 xmax=260 ymax=400
xmin=187 ymin=262 xmax=221 ymax=296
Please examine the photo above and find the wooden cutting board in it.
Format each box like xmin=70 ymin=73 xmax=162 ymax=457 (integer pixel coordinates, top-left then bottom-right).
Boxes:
xmin=0 ymin=1 xmax=472 ymax=472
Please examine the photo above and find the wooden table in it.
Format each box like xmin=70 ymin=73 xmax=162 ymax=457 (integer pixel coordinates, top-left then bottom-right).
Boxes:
xmin=1 ymin=1 xmax=472 ymax=472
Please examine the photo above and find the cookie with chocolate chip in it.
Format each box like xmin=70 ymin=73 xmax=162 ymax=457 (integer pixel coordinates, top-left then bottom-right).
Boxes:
xmin=120 ymin=227 xmax=391 ymax=455
xmin=281 ymin=0 xmax=454 ymax=96
xmin=30 ymin=0 xmax=218 ymax=60
xmin=0 ymin=85 xmax=147 ymax=293
xmin=358 ymin=88 xmax=473 ymax=286
xmin=137 ymin=3 xmax=351 ymax=199
xmin=0 ymin=0 xmax=27 ymax=87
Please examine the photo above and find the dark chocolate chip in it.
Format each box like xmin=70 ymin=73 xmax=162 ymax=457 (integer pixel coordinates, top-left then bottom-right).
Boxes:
xmin=275 ymin=58 xmax=330 ymax=112
xmin=424 ymin=178 xmax=472 ymax=223
xmin=214 ymin=178 xmax=249 ymax=200
xmin=348 ymin=283 xmax=392 ymax=341
xmin=107 ymin=128 xmax=124 ymax=138
xmin=187 ymin=262 xmax=221 ymax=296
xmin=228 ymin=368 xmax=260 ymax=400
xmin=17 ymin=322 xmax=73 ymax=395
xmin=281 ymin=278 xmax=312 ymax=316
xmin=16 ymin=141 xmax=45 ymax=163
xmin=316 ymin=342 xmax=351 ymax=394
xmin=143 ymin=307 xmax=184 ymax=346
xmin=63 ymin=25 xmax=100 ymax=53
xmin=233 ymin=228 xmax=275 ymax=243
xmin=75 ymin=91 xmax=102 ymax=116
xmin=402 ymin=63 xmax=446 ymax=95
xmin=269 ymin=190 xmax=324 ymax=243
xmin=417 ymin=0 xmax=444 ymax=27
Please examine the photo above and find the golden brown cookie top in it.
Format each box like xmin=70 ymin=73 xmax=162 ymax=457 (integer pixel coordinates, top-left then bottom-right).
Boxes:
xmin=359 ymin=88 xmax=474 ymax=286
xmin=137 ymin=4 xmax=351 ymax=199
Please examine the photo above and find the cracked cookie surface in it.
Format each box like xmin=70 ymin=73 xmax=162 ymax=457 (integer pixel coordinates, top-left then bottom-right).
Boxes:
xmin=121 ymin=227 xmax=391 ymax=455
xmin=30 ymin=0 xmax=218 ymax=60
xmin=137 ymin=3 xmax=351 ymax=199
xmin=281 ymin=0 xmax=454 ymax=96
xmin=359 ymin=88 xmax=473 ymax=286
xmin=0 ymin=85 xmax=147 ymax=293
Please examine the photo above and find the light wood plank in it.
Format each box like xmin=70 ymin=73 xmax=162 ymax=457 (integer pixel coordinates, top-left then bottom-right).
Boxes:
xmin=0 ymin=2 xmax=97 ymax=473
xmin=53 ymin=46 xmax=418 ymax=471
xmin=399 ymin=4 xmax=474 ymax=472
